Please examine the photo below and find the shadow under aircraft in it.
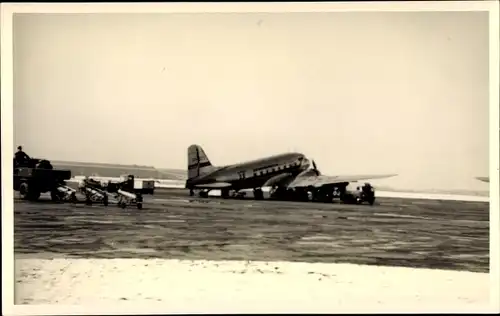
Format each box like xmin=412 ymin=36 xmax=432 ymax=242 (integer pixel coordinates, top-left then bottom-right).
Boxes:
xmin=185 ymin=144 xmax=397 ymax=205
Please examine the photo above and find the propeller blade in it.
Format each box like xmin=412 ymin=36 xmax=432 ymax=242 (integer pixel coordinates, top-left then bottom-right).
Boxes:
xmin=311 ymin=160 xmax=321 ymax=176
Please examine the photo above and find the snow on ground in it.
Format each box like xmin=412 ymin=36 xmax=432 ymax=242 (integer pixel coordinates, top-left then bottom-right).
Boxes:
xmin=13 ymin=258 xmax=491 ymax=313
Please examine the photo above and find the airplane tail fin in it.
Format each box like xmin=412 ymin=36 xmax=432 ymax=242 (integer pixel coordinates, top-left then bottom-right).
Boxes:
xmin=187 ymin=144 xmax=215 ymax=179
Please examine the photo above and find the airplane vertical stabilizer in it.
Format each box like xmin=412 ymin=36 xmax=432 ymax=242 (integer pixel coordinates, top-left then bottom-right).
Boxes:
xmin=187 ymin=144 xmax=216 ymax=179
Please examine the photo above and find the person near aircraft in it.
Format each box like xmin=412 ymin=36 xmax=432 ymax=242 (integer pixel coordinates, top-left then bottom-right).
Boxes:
xmin=121 ymin=174 xmax=135 ymax=192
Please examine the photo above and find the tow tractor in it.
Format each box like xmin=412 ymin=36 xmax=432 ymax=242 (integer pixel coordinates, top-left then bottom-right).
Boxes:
xmin=13 ymin=158 xmax=76 ymax=202
xmin=336 ymin=182 xmax=376 ymax=205
xmin=302 ymin=182 xmax=376 ymax=205
xmin=268 ymin=181 xmax=376 ymax=205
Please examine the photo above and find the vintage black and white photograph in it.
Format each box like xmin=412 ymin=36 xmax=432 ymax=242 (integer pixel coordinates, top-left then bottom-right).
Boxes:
xmin=2 ymin=1 xmax=498 ymax=313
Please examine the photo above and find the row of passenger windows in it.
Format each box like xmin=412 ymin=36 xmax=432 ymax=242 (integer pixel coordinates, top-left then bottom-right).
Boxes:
xmin=252 ymin=161 xmax=299 ymax=177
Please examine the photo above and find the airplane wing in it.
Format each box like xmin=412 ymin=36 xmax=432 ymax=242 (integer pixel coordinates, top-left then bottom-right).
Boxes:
xmin=287 ymin=174 xmax=398 ymax=189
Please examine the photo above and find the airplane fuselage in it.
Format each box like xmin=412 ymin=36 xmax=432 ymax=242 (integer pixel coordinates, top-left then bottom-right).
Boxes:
xmin=186 ymin=152 xmax=308 ymax=192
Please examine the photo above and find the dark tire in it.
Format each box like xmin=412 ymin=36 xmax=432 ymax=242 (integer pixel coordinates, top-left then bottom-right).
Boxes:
xmin=199 ymin=191 xmax=209 ymax=198
xmin=22 ymin=182 xmax=41 ymax=201
xmin=19 ymin=182 xmax=29 ymax=200
xmin=136 ymin=202 xmax=143 ymax=210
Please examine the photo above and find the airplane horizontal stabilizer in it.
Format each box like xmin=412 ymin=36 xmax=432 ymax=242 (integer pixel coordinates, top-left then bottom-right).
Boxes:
xmin=193 ymin=182 xmax=232 ymax=189
xmin=287 ymin=174 xmax=398 ymax=189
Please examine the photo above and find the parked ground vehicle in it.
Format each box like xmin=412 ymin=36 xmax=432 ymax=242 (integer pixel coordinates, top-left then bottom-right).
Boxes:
xmin=13 ymin=158 xmax=75 ymax=202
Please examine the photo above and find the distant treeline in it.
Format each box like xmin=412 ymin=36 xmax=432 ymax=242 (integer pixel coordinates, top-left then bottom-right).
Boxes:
xmin=52 ymin=161 xmax=186 ymax=180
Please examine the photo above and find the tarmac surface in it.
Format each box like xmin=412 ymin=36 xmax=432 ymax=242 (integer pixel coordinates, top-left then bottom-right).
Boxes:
xmin=13 ymin=188 xmax=489 ymax=273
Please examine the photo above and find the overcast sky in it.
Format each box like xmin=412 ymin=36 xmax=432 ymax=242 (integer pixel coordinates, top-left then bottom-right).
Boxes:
xmin=13 ymin=12 xmax=489 ymax=191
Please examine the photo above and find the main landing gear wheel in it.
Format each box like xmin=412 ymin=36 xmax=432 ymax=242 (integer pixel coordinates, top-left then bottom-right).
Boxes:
xmin=269 ymin=187 xmax=289 ymax=200
xmin=199 ymin=190 xmax=209 ymax=198
xmin=253 ymin=188 xmax=264 ymax=200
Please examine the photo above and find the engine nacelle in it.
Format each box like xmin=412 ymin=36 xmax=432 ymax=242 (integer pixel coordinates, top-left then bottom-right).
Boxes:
xmin=262 ymin=172 xmax=294 ymax=187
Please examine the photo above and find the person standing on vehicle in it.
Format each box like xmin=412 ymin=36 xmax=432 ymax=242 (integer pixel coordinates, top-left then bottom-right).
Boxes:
xmin=14 ymin=146 xmax=30 ymax=167
xmin=122 ymin=174 xmax=135 ymax=192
